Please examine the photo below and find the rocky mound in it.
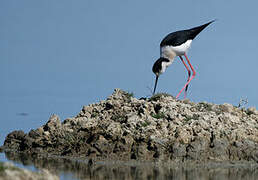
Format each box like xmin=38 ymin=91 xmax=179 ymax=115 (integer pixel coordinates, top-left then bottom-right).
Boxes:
xmin=3 ymin=89 xmax=258 ymax=163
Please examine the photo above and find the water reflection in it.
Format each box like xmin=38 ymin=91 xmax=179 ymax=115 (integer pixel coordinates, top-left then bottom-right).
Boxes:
xmin=4 ymin=151 xmax=258 ymax=180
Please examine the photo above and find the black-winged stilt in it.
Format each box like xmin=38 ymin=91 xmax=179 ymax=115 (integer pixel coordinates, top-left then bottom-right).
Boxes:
xmin=152 ymin=20 xmax=215 ymax=98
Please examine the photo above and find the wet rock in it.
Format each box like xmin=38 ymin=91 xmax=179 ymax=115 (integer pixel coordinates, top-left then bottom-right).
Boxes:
xmin=209 ymin=139 xmax=229 ymax=161
xmin=186 ymin=138 xmax=209 ymax=160
xmin=170 ymin=142 xmax=187 ymax=161
xmin=3 ymin=89 xmax=258 ymax=163
xmin=4 ymin=130 xmax=26 ymax=150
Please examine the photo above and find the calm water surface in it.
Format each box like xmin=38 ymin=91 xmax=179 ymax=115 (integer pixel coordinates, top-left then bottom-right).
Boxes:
xmin=1 ymin=151 xmax=258 ymax=180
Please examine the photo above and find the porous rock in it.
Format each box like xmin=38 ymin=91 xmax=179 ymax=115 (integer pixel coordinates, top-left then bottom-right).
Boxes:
xmin=3 ymin=89 xmax=258 ymax=163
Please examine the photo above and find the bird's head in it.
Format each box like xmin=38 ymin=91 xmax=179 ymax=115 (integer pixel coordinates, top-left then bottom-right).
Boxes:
xmin=152 ymin=57 xmax=171 ymax=95
xmin=152 ymin=57 xmax=171 ymax=76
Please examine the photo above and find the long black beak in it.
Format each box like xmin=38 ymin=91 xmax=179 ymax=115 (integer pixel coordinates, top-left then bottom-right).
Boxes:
xmin=153 ymin=75 xmax=159 ymax=95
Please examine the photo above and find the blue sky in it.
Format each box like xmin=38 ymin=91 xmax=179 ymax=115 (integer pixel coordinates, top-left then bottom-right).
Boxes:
xmin=1 ymin=1 xmax=258 ymax=144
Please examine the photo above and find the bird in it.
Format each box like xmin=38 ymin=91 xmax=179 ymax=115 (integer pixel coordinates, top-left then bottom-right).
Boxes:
xmin=152 ymin=20 xmax=215 ymax=98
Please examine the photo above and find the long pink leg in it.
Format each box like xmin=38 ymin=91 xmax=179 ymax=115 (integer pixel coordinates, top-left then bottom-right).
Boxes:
xmin=178 ymin=56 xmax=191 ymax=98
xmin=176 ymin=53 xmax=196 ymax=99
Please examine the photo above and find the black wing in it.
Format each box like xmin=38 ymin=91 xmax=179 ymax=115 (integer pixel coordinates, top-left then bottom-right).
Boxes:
xmin=160 ymin=20 xmax=215 ymax=47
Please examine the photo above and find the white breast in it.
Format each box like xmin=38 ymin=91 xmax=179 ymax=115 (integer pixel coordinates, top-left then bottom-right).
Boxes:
xmin=161 ymin=39 xmax=192 ymax=57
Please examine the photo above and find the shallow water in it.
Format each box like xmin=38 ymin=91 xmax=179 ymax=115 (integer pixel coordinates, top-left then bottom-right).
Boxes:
xmin=1 ymin=151 xmax=258 ymax=180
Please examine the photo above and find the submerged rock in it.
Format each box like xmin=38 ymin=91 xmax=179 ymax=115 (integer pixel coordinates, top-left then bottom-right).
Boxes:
xmin=3 ymin=89 xmax=258 ymax=163
xmin=0 ymin=161 xmax=59 ymax=180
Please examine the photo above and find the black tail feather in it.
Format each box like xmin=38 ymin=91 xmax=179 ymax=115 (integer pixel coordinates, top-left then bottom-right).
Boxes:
xmin=188 ymin=20 xmax=215 ymax=40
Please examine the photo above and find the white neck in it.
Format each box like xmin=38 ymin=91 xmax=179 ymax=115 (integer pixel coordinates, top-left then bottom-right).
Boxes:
xmin=160 ymin=60 xmax=173 ymax=74
xmin=160 ymin=46 xmax=176 ymax=61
